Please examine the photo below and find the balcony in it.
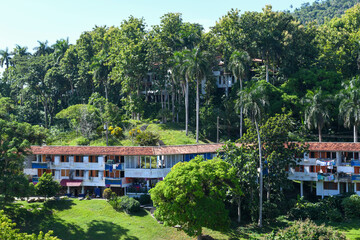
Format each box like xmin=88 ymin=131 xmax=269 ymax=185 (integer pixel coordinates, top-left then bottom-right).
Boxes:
xmin=32 ymin=162 xmax=48 ymax=169
xmin=126 ymin=186 xmax=149 ymax=194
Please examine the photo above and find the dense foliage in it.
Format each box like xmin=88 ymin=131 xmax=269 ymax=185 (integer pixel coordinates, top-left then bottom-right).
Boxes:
xmin=293 ymin=0 xmax=360 ymax=24
xmin=0 ymin=210 xmax=59 ymax=240
xmin=149 ymin=156 xmax=239 ymax=239
xmin=1 ymin=3 xmax=360 ymax=144
xmin=109 ymin=195 xmax=141 ymax=214
xmin=35 ymin=173 xmax=61 ymax=199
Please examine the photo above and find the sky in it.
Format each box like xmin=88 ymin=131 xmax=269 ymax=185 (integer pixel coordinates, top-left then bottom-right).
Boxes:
xmin=0 ymin=0 xmax=315 ymax=54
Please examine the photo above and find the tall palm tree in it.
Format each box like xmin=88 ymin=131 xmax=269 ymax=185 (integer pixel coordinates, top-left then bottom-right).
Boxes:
xmin=0 ymin=48 xmax=12 ymax=69
xmin=53 ymin=38 xmax=70 ymax=63
xmin=34 ymin=40 xmax=53 ymax=56
xmin=12 ymin=45 xmax=30 ymax=57
xmin=337 ymin=77 xmax=360 ymax=142
xmin=172 ymin=51 xmax=189 ymax=135
xmin=228 ymin=50 xmax=251 ymax=138
xmin=184 ymin=47 xmax=209 ymax=143
xmin=236 ymin=84 xmax=268 ymax=227
xmin=302 ymin=89 xmax=330 ymax=142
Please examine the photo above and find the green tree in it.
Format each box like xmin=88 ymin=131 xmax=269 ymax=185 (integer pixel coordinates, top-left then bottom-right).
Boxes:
xmin=337 ymin=77 xmax=360 ymax=142
xmin=0 ymin=120 xmax=47 ymax=205
xmin=236 ymin=83 xmax=268 ymax=227
xmin=150 ymin=156 xmax=239 ymax=240
xmin=35 ymin=173 xmax=60 ymax=199
xmin=228 ymin=50 xmax=251 ymax=138
xmin=33 ymin=40 xmax=53 ymax=56
xmin=302 ymin=89 xmax=331 ymax=142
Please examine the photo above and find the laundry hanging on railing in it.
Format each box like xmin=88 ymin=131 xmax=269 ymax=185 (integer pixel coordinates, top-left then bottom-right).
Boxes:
xmin=316 ymin=160 xmax=335 ymax=166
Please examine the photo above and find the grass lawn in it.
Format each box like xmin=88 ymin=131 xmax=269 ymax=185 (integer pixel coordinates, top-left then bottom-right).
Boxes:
xmin=5 ymin=199 xmax=360 ymax=239
xmin=6 ymin=199 xmax=228 ymax=240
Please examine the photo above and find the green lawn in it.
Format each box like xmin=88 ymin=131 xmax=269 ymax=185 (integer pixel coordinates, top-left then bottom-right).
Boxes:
xmin=5 ymin=200 xmax=360 ymax=240
xmin=7 ymin=199 xmax=228 ymax=240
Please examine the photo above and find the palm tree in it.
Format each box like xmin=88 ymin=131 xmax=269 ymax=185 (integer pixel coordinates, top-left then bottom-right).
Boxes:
xmin=337 ymin=77 xmax=360 ymax=142
xmin=302 ymin=89 xmax=330 ymax=142
xmin=184 ymin=47 xmax=209 ymax=143
xmin=34 ymin=40 xmax=53 ymax=56
xmin=228 ymin=50 xmax=251 ymax=138
xmin=236 ymin=84 xmax=268 ymax=227
xmin=0 ymin=48 xmax=12 ymax=69
xmin=12 ymin=45 xmax=30 ymax=57
xmin=172 ymin=51 xmax=189 ymax=135
xmin=53 ymin=38 xmax=70 ymax=63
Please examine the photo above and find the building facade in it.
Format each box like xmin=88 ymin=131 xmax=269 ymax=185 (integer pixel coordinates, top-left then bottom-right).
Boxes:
xmin=25 ymin=142 xmax=360 ymax=198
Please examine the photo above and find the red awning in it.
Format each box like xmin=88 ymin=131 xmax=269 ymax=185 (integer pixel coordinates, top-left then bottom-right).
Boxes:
xmin=60 ymin=179 xmax=83 ymax=187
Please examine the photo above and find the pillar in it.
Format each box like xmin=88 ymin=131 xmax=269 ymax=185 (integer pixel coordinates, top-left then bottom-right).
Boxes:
xmin=67 ymin=186 xmax=70 ymax=194
xmin=355 ymin=183 xmax=357 ymax=193
xmin=81 ymin=186 xmax=85 ymax=194
xmin=300 ymin=181 xmax=304 ymax=197
xmin=322 ymin=182 xmax=324 ymax=199
xmin=346 ymin=183 xmax=349 ymax=193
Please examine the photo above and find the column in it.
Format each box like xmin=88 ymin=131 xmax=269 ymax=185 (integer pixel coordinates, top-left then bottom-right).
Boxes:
xmin=81 ymin=186 xmax=85 ymax=194
xmin=147 ymin=180 xmax=150 ymax=188
xmin=300 ymin=181 xmax=304 ymax=197
xmin=346 ymin=183 xmax=349 ymax=193
xmin=355 ymin=183 xmax=357 ymax=193
xmin=322 ymin=182 xmax=324 ymax=199
xmin=67 ymin=186 xmax=70 ymax=194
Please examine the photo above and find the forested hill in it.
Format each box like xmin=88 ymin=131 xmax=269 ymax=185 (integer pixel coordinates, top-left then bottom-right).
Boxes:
xmin=293 ymin=0 xmax=360 ymax=24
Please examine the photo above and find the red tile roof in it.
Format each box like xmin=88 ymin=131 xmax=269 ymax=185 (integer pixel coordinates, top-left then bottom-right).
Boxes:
xmin=30 ymin=142 xmax=360 ymax=156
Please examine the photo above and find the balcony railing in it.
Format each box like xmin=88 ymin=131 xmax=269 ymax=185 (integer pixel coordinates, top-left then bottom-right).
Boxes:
xmin=126 ymin=186 xmax=149 ymax=194
xmin=352 ymin=175 xmax=360 ymax=181
xmin=105 ymin=178 xmax=122 ymax=185
xmin=351 ymin=160 xmax=360 ymax=167
xmin=105 ymin=163 xmax=123 ymax=171
xmin=32 ymin=162 xmax=49 ymax=169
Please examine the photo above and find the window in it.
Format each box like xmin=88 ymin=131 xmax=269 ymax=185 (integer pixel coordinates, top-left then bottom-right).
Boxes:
xmin=75 ymin=170 xmax=84 ymax=177
xmin=355 ymin=152 xmax=359 ymax=160
xmin=61 ymin=155 xmax=69 ymax=162
xmin=310 ymin=152 xmax=315 ymax=158
xmin=357 ymin=183 xmax=360 ymax=192
xmin=295 ymin=166 xmax=304 ymax=172
xmin=74 ymin=156 xmax=83 ymax=162
xmin=61 ymin=169 xmax=70 ymax=177
xmin=89 ymin=170 xmax=98 ymax=177
xmin=355 ymin=167 xmax=360 ymax=174
xmin=324 ymin=182 xmax=338 ymax=190
xmin=310 ymin=166 xmax=315 ymax=173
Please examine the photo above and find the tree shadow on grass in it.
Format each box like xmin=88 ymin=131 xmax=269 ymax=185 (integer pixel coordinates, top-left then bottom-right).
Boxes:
xmin=85 ymin=220 xmax=138 ymax=240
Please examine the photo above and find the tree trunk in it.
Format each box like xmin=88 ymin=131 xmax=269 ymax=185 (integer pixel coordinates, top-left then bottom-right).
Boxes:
xmin=172 ymin=84 xmax=175 ymax=123
xmin=265 ymin=63 xmax=269 ymax=83
xmin=239 ymin=76 xmax=243 ymax=138
xmin=318 ymin=126 xmax=322 ymax=142
xmin=255 ymin=120 xmax=263 ymax=228
xmin=267 ymin=182 xmax=270 ymax=201
xmin=354 ymin=125 xmax=358 ymax=143
xmin=185 ymin=77 xmax=189 ymax=136
xmin=237 ymin=197 xmax=241 ymax=223
xmin=196 ymin=78 xmax=200 ymax=143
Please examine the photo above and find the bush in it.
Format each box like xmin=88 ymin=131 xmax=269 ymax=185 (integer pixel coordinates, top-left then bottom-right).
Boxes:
xmin=120 ymin=196 xmax=141 ymax=213
xmin=76 ymin=137 xmax=90 ymax=146
xmin=138 ymin=194 xmax=151 ymax=205
xmin=265 ymin=219 xmax=346 ymax=240
xmin=342 ymin=194 xmax=360 ymax=219
xmin=263 ymin=201 xmax=280 ymax=220
xmin=103 ymin=188 xmax=113 ymax=200
xmin=109 ymin=197 xmax=122 ymax=210
xmin=135 ymin=131 xmax=160 ymax=146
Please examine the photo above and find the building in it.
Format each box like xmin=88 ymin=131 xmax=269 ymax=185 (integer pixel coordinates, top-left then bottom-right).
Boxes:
xmin=25 ymin=142 xmax=360 ymax=198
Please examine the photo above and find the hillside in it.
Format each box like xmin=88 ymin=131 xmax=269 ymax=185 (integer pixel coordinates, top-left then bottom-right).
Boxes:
xmin=47 ymin=121 xmax=208 ymax=146
xmin=293 ymin=0 xmax=360 ymax=24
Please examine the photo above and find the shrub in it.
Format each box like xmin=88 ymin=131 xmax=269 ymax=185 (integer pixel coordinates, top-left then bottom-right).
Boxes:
xmin=135 ymin=131 xmax=160 ymax=146
xmin=76 ymin=137 xmax=90 ymax=146
xmin=103 ymin=188 xmax=112 ymax=200
xmin=263 ymin=201 xmax=280 ymax=220
xmin=120 ymin=196 xmax=141 ymax=213
xmin=139 ymin=194 xmax=152 ymax=205
xmin=265 ymin=219 xmax=346 ymax=240
xmin=342 ymin=194 xmax=360 ymax=219
xmin=109 ymin=197 xmax=122 ymax=210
